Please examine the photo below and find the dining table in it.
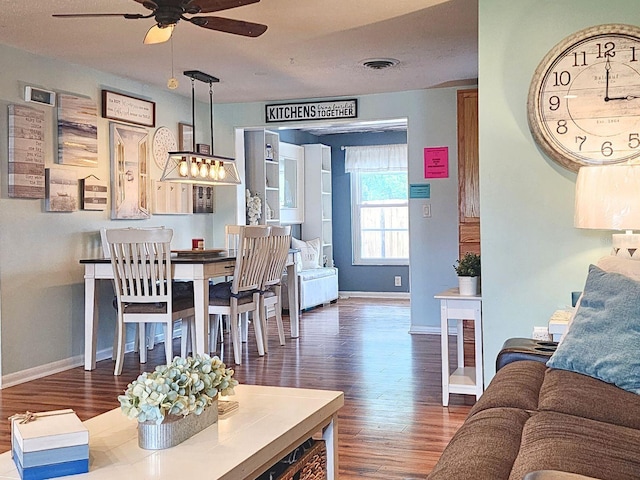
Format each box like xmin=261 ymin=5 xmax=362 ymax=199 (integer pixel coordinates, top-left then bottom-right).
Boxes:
xmin=79 ymin=250 xmax=300 ymax=370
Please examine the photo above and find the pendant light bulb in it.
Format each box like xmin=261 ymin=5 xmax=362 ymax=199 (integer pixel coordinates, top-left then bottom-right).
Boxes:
xmin=200 ymin=162 xmax=209 ymax=178
xmin=178 ymin=158 xmax=189 ymax=177
xmin=190 ymin=160 xmax=199 ymax=177
xmin=218 ymin=162 xmax=226 ymax=180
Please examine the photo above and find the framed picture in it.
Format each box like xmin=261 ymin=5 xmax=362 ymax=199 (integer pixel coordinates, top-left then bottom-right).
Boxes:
xmin=45 ymin=167 xmax=78 ymax=212
xmin=58 ymin=93 xmax=98 ymax=167
xmin=102 ymin=90 xmax=155 ymax=127
xmin=193 ymin=185 xmax=215 ymax=213
xmin=81 ymin=175 xmax=108 ymax=211
xmin=178 ymin=122 xmax=193 ymax=150
xmin=196 ymin=143 xmax=211 ymax=154
xmin=109 ymin=122 xmax=150 ymax=220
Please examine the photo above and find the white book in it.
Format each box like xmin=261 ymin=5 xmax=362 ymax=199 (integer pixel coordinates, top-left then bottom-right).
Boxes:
xmin=12 ymin=409 xmax=89 ymax=453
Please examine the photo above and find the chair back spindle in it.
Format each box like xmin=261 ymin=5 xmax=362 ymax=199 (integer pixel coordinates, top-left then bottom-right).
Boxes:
xmin=231 ymin=226 xmax=271 ymax=296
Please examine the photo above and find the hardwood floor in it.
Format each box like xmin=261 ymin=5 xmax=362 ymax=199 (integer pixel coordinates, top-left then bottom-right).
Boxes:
xmin=0 ymin=297 xmax=473 ymax=479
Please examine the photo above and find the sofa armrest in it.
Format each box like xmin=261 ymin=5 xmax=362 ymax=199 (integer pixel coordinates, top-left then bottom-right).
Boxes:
xmin=524 ymin=470 xmax=601 ymax=480
xmin=496 ymin=338 xmax=558 ymax=371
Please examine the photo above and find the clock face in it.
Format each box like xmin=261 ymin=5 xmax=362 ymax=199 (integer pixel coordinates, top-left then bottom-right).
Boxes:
xmin=152 ymin=126 xmax=177 ymax=170
xmin=528 ymin=24 xmax=640 ymax=172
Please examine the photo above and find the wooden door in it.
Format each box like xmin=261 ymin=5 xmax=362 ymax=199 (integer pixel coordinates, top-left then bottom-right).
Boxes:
xmin=457 ymin=89 xmax=480 ymax=257
xmin=457 ymin=89 xmax=480 ymax=367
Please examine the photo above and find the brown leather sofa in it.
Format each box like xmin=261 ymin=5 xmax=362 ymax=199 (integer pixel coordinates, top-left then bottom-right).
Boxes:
xmin=427 ymin=358 xmax=640 ymax=480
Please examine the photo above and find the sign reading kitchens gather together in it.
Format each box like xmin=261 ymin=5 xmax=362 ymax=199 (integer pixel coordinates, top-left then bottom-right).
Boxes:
xmin=101 ymin=90 xmax=156 ymax=128
xmin=265 ymin=99 xmax=357 ymax=123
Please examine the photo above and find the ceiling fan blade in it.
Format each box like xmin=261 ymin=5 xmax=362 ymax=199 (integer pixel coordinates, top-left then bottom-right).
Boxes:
xmin=190 ymin=15 xmax=267 ymax=37
xmin=191 ymin=0 xmax=260 ymax=14
xmin=52 ymin=13 xmax=146 ymax=19
xmin=143 ymin=24 xmax=175 ymax=44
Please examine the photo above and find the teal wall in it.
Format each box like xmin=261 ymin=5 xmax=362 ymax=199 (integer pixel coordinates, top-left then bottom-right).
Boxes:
xmin=479 ymin=0 xmax=639 ymax=380
xmin=0 ymin=43 xmax=236 ymax=376
xmin=0 ymin=37 xmax=465 ymax=380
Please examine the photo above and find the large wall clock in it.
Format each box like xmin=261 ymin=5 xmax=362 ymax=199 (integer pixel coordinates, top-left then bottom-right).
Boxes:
xmin=527 ymin=24 xmax=640 ymax=172
xmin=152 ymin=126 xmax=177 ymax=170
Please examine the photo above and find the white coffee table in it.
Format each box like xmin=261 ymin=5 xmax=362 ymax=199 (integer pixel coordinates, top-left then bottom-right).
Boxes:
xmin=0 ymin=385 xmax=344 ymax=480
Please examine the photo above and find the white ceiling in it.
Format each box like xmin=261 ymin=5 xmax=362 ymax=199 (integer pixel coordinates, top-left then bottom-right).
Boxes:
xmin=0 ymin=0 xmax=478 ymax=110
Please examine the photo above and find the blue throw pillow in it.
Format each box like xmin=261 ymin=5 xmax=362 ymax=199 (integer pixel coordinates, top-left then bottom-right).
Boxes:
xmin=547 ymin=264 xmax=640 ymax=394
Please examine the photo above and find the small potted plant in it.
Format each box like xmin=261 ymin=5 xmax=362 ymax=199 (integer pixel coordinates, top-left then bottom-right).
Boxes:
xmin=453 ymin=252 xmax=481 ymax=295
xmin=118 ymin=354 xmax=238 ymax=449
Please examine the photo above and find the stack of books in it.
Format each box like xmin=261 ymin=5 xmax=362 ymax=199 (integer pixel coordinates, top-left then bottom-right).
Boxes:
xmin=218 ymin=400 xmax=239 ymax=417
xmin=11 ymin=409 xmax=89 ymax=480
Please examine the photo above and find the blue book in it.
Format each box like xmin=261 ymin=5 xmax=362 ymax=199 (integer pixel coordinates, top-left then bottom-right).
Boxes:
xmin=13 ymin=456 xmax=89 ymax=480
xmin=13 ymin=443 xmax=89 ymax=468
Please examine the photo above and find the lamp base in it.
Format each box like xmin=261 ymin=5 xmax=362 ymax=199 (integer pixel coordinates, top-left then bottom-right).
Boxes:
xmin=611 ymin=233 xmax=640 ymax=259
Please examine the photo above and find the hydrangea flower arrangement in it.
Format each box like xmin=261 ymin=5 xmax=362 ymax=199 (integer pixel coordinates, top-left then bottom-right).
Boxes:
xmin=246 ymin=189 xmax=262 ymax=225
xmin=118 ymin=354 xmax=238 ymax=425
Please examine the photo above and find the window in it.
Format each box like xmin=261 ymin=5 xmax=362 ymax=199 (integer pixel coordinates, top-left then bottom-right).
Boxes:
xmin=346 ymin=144 xmax=408 ymax=265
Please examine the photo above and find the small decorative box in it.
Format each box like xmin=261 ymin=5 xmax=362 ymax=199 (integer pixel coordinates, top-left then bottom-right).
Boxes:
xmin=10 ymin=409 xmax=89 ymax=480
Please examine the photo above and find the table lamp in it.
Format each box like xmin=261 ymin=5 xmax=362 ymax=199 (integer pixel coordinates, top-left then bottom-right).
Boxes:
xmin=574 ymin=165 xmax=640 ymax=259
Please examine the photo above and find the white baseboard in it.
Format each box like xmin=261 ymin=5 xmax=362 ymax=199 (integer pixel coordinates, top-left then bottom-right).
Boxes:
xmin=2 ymin=355 xmax=85 ymax=388
xmin=409 ymin=325 xmax=459 ymax=335
xmin=2 ymin=325 xmax=181 ymax=389
xmin=339 ymin=291 xmax=410 ymax=299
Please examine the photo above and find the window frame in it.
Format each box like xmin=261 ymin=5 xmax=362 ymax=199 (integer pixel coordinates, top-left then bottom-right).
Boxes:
xmin=350 ymin=170 xmax=409 ymax=266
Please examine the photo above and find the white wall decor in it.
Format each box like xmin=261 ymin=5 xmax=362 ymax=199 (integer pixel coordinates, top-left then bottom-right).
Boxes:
xmin=110 ymin=122 xmax=150 ymax=219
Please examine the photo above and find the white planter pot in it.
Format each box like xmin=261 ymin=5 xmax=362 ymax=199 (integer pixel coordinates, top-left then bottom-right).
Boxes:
xmin=458 ymin=276 xmax=479 ymax=296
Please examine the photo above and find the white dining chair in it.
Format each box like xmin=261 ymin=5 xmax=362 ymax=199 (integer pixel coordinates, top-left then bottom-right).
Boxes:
xmin=208 ymin=226 xmax=271 ymax=365
xmin=106 ymin=227 xmax=195 ymax=375
xmin=259 ymin=225 xmax=291 ymax=352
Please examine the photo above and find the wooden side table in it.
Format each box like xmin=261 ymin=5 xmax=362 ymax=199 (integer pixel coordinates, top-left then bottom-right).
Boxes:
xmin=435 ymin=288 xmax=483 ymax=406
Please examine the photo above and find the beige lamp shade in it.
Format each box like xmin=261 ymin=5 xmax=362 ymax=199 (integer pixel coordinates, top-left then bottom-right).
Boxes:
xmin=575 ymin=165 xmax=640 ymax=230
xmin=575 ymin=165 xmax=640 ymax=259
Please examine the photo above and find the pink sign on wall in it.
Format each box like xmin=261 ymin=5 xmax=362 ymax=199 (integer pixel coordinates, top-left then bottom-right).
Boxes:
xmin=424 ymin=147 xmax=449 ymax=179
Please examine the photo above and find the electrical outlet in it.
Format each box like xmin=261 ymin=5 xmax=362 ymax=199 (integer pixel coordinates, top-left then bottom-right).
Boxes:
xmin=394 ymin=276 xmax=402 ymax=287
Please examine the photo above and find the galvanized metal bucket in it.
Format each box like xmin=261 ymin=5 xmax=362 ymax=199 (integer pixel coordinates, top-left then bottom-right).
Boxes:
xmin=137 ymin=399 xmax=218 ymax=450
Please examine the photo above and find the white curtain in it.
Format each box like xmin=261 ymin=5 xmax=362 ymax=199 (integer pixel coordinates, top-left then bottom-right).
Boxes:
xmin=344 ymin=144 xmax=407 ymax=172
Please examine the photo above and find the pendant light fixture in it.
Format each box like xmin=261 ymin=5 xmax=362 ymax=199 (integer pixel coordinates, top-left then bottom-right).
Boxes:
xmin=160 ymin=70 xmax=240 ymax=185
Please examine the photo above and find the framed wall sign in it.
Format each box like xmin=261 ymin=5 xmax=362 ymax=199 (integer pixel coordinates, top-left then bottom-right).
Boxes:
xmin=265 ymin=99 xmax=358 ymax=123
xmin=81 ymin=175 xmax=108 ymax=211
xmin=8 ymin=104 xmax=46 ymax=199
xmin=102 ymin=90 xmax=156 ymax=127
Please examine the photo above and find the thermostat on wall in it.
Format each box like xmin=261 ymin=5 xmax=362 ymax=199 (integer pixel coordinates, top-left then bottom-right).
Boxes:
xmin=24 ymin=86 xmax=56 ymax=107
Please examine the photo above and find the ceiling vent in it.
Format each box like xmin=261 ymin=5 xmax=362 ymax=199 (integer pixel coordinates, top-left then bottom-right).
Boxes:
xmin=362 ymin=58 xmax=399 ymax=70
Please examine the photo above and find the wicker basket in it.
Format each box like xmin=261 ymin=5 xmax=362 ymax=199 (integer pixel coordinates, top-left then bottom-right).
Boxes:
xmin=258 ymin=439 xmax=326 ymax=480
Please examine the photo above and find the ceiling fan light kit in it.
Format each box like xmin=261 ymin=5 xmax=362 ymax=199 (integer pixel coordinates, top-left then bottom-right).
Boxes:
xmin=144 ymin=24 xmax=175 ymax=44
xmin=160 ymin=70 xmax=241 ymax=185
xmin=53 ymin=0 xmax=267 ymax=44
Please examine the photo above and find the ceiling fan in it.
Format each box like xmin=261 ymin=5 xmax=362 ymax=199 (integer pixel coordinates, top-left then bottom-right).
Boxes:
xmin=53 ymin=0 xmax=267 ymax=45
